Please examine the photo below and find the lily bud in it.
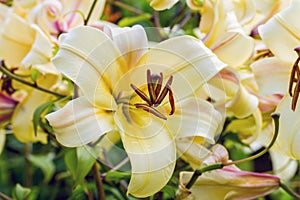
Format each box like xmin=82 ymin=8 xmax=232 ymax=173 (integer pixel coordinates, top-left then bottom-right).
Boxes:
xmin=178 ymin=166 xmax=280 ymax=200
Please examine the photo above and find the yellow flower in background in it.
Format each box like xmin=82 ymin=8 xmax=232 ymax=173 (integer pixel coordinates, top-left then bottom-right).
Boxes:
xmin=192 ymin=0 xmax=255 ymax=67
xmin=177 ymin=145 xmax=280 ymax=200
xmin=45 ymin=25 xmax=226 ymax=197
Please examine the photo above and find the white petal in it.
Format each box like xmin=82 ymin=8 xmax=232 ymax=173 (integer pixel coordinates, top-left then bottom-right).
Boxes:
xmin=150 ymin=0 xmax=179 ymax=10
xmin=53 ymin=26 xmax=128 ymax=109
xmin=0 ymin=130 xmax=5 ymax=154
xmin=275 ymin=95 xmax=300 ymax=159
xmin=166 ymin=97 xmax=223 ymax=144
xmin=258 ymin=0 xmax=300 ymax=63
xmin=111 ymin=25 xmax=148 ymax=68
xmin=46 ymin=96 xmax=114 ymax=147
xmin=21 ymin=25 xmax=53 ymax=68
xmin=251 ymin=57 xmax=291 ymax=95
xmin=145 ymin=36 xmax=226 ymax=100
xmin=115 ymin=105 xmax=176 ymax=197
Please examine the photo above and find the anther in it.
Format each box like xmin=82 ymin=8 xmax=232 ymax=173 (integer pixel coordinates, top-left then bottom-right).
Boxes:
xmin=130 ymin=83 xmax=152 ymax=106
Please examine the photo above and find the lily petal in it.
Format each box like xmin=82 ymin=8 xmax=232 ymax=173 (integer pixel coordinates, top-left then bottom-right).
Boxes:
xmin=46 ymin=96 xmax=114 ymax=147
xmin=111 ymin=25 xmax=148 ymax=68
xmin=144 ymin=36 xmax=226 ymax=100
xmin=251 ymin=57 xmax=291 ymax=95
xmin=53 ymin=26 xmax=128 ymax=110
xmin=149 ymin=0 xmax=179 ymax=11
xmin=115 ymin=105 xmax=176 ymax=198
xmin=166 ymin=97 xmax=223 ymax=144
xmin=0 ymin=13 xmax=35 ymax=66
xmin=258 ymin=0 xmax=300 ymax=63
xmin=275 ymin=94 xmax=300 ymax=159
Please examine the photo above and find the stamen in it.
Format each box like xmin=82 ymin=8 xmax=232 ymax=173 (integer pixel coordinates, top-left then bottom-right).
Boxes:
xmin=130 ymin=83 xmax=152 ymax=106
xmin=155 ymin=76 xmax=173 ymax=105
xmin=168 ymin=88 xmax=175 ymax=115
xmin=292 ymin=80 xmax=300 ymax=111
xmin=289 ymin=57 xmax=300 ymax=96
xmin=155 ymin=73 xmax=163 ymax=97
xmin=147 ymin=69 xmax=156 ymax=105
xmin=135 ymin=103 xmax=167 ymax=120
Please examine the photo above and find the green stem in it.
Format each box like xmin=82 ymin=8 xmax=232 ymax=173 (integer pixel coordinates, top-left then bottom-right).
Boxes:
xmin=0 ymin=192 xmax=12 ymax=200
xmin=24 ymin=143 xmax=32 ymax=187
xmin=0 ymin=61 xmax=66 ymax=98
xmin=93 ymin=163 xmax=106 ymax=200
xmin=84 ymin=0 xmax=98 ymax=25
xmin=185 ymin=162 xmax=223 ymax=189
xmin=280 ymin=182 xmax=300 ymax=199
xmin=109 ymin=0 xmax=144 ymax=15
xmin=223 ymin=113 xmax=280 ymax=166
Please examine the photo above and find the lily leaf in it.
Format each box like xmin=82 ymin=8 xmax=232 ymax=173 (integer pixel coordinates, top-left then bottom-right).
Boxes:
xmin=118 ymin=13 xmax=152 ymax=27
xmin=64 ymin=145 xmax=96 ymax=186
xmin=27 ymin=153 xmax=55 ymax=183
xmin=12 ymin=184 xmax=31 ymax=200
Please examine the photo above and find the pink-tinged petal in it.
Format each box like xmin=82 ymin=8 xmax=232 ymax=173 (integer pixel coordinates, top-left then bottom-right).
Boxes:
xmin=111 ymin=25 xmax=148 ymax=68
xmin=53 ymin=26 xmax=128 ymax=110
xmin=46 ymin=96 xmax=114 ymax=147
xmin=149 ymin=0 xmax=179 ymax=10
xmin=179 ymin=167 xmax=280 ymax=200
xmin=144 ymin=36 xmax=227 ymax=100
xmin=115 ymin=105 xmax=176 ymax=198
xmin=275 ymin=95 xmax=300 ymax=159
xmin=258 ymin=0 xmax=300 ymax=63
xmin=251 ymin=57 xmax=291 ymax=95
xmin=166 ymin=97 xmax=223 ymax=144
xmin=0 ymin=13 xmax=35 ymax=66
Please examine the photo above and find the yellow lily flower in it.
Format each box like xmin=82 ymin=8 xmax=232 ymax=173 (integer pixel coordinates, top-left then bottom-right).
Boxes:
xmin=177 ymin=145 xmax=280 ymax=200
xmin=193 ymin=0 xmax=255 ymax=67
xmin=149 ymin=0 xmax=179 ymax=10
xmin=45 ymin=25 xmax=226 ymax=197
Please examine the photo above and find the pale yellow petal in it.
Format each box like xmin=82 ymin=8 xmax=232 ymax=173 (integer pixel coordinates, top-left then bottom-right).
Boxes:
xmin=269 ymin=148 xmax=298 ymax=181
xmin=251 ymin=57 xmax=291 ymax=95
xmin=145 ymin=36 xmax=226 ymax=100
xmin=166 ymin=97 xmax=223 ymax=144
xmin=275 ymin=94 xmax=300 ymax=159
xmin=115 ymin=105 xmax=176 ymax=197
xmin=12 ymin=70 xmax=59 ymax=144
xmin=258 ymin=0 xmax=300 ymax=63
xmin=46 ymin=96 xmax=114 ymax=147
xmin=21 ymin=25 xmax=53 ymax=68
xmin=53 ymin=26 xmax=128 ymax=110
xmin=176 ymin=137 xmax=211 ymax=169
xmin=111 ymin=25 xmax=148 ymax=68
xmin=149 ymin=0 xmax=179 ymax=11
xmin=0 ymin=13 xmax=35 ymax=66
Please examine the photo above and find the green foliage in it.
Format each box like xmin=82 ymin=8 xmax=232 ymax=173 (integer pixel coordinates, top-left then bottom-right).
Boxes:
xmin=64 ymin=146 xmax=96 ymax=186
xmin=12 ymin=184 xmax=31 ymax=200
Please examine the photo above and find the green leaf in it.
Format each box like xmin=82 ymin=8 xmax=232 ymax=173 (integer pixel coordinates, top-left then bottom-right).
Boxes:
xmin=27 ymin=153 xmax=55 ymax=183
xmin=118 ymin=13 xmax=152 ymax=27
xmin=105 ymin=171 xmax=131 ymax=182
xmin=32 ymin=96 xmax=70 ymax=136
xmin=64 ymin=145 xmax=96 ymax=185
xmin=12 ymin=184 xmax=31 ymax=200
